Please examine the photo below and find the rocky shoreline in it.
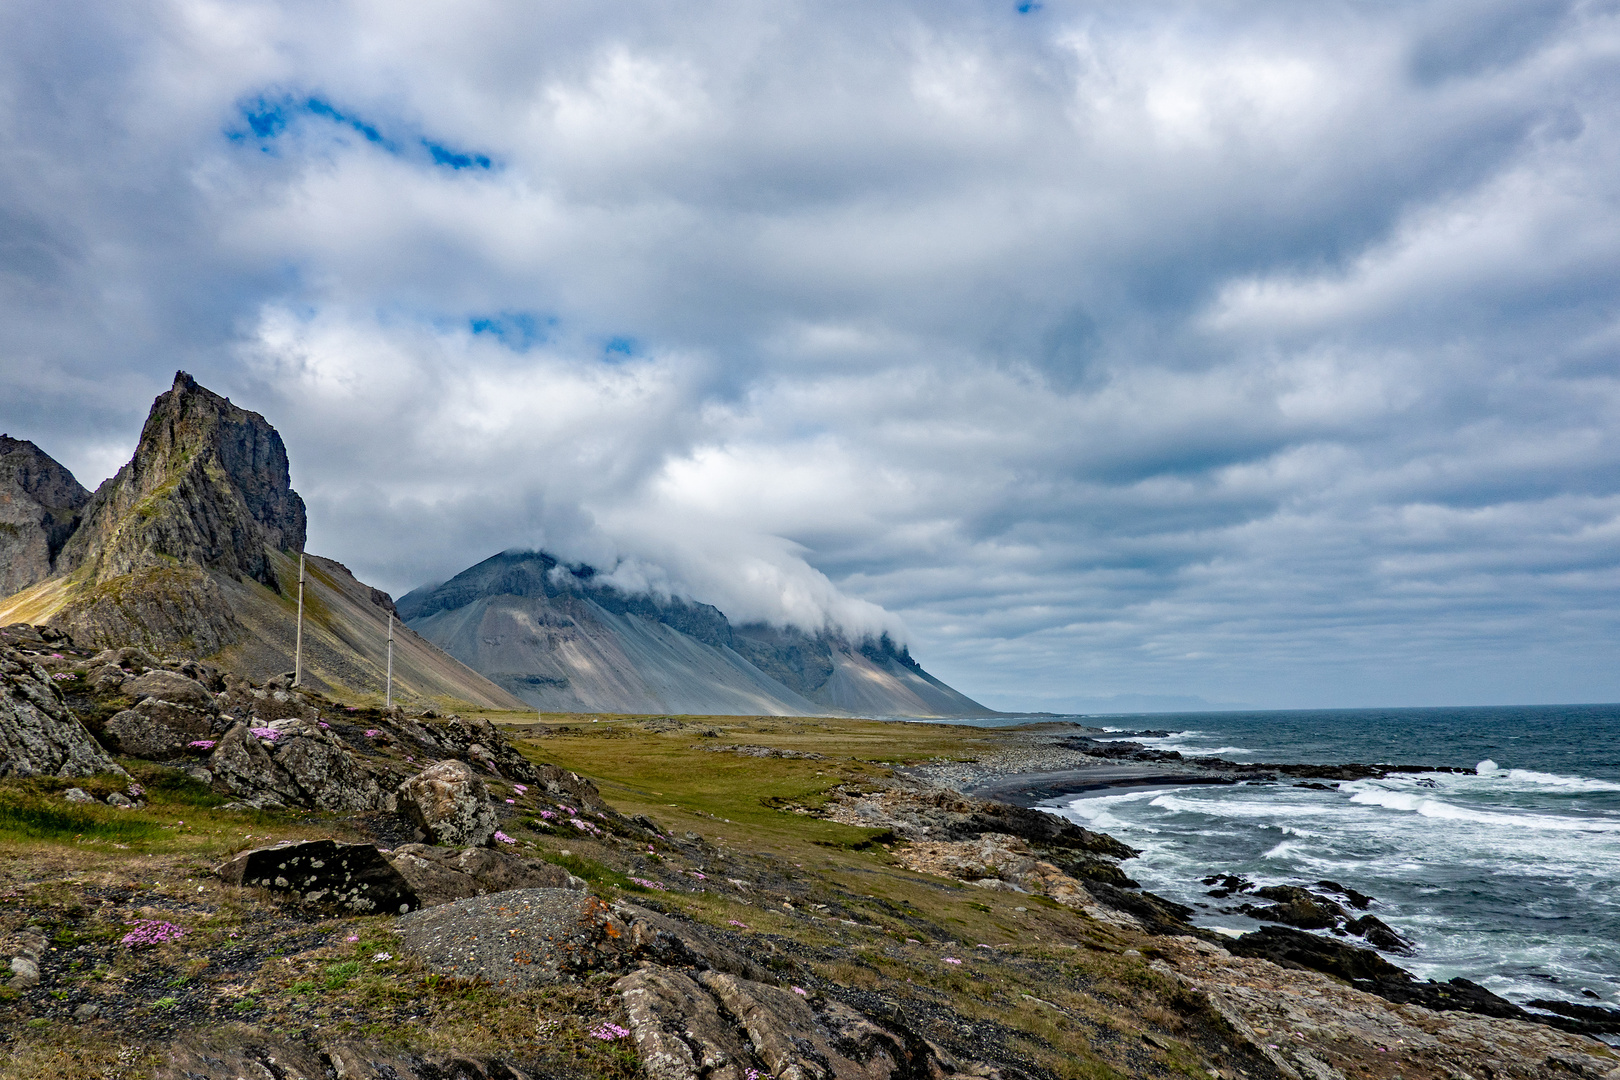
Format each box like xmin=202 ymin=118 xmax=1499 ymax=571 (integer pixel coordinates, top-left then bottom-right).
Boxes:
xmin=897 ymin=722 xmax=1620 ymax=1044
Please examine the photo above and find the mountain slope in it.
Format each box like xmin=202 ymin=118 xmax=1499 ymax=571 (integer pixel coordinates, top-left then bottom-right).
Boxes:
xmin=399 ymin=550 xmax=993 ymax=717
xmin=0 ymin=436 xmax=91 ymax=596
xmin=0 ymin=373 xmax=524 ymax=711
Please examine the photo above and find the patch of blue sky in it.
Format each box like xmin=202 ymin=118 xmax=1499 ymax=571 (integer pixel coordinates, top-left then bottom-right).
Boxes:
xmin=469 ymin=312 xmax=550 ymax=350
xmin=425 ymin=141 xmax=492 ymax=170
xmin=603 ymin=336 xmax=638 ymax=361
xmin=228 ymin=93 xmax=493 ymax=172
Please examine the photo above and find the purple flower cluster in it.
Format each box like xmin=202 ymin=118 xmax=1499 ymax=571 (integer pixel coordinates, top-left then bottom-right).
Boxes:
xmin=363 ymin=728 xmax=382 ymax=737
xmin=589 ymin=1022 xmax=630 ymax=1041
xmin=52 ymin=672 xmax=73 ymax=680
xmin=121 ymin=920 xmax=186 ymax=949
xmin=493 ymin=830 xmax=517 ymax=845
xmin=187 ymin=740 xmax=216 ymax=750
xmin=249 ymin=726 xmax=279 ymax=741
xmin=570 ymin=817 xmax=602 ymax=835
xmin=536 ymin=809 xmax=556 ymax=820
xmin=629 ymin=877 xmax=666 ymax=891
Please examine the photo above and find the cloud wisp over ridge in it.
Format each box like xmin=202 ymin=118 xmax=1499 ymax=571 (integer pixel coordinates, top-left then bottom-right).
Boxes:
xmin=1 ymin=0 xmax=1617 ymax=709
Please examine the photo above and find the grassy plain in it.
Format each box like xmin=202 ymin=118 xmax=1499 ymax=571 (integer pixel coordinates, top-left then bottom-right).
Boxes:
xmin=0 ymin=713 xmax=1263 ymax=1080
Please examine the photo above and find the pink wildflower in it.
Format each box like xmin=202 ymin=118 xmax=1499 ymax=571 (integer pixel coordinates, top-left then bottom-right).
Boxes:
xmin=493 ymin=830 xmax=517 ymax=845
xmin=122 ymin=920 xmax=185 ymax=948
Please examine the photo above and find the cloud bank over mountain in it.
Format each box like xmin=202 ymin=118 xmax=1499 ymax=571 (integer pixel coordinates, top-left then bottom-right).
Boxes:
xmin=2 ymin=0 xmax=1617 ymax=709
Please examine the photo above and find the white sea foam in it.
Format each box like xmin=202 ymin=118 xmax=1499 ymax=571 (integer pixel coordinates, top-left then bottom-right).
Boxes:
xmin=1501 ymin=768 xmax=1620 ymax=792
xmin=1345 ymin=787 xmax=1620 ymax=831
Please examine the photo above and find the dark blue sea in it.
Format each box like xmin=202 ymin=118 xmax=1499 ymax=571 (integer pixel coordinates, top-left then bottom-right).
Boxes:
xmin=969 ymin=706 xmax=1620 ymax=1017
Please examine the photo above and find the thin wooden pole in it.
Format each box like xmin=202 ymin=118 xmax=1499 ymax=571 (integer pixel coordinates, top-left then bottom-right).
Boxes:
xmin=293 ymin=552 xmax=305 ymax=687
xmin=385 ymin=611 xmax=394 ymax=709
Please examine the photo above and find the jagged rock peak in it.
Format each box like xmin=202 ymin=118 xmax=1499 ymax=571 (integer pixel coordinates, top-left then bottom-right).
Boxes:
xmin=58 ymin=371 xmax=307 ymax=590
xmin=0 ymin=436 xmax=90 ymax=595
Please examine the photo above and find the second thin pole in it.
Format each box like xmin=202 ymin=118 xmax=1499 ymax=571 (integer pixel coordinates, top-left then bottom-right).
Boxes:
xmin=293 ymin=552 xmax=305 ymax=687
xmin=385 ymin=611 xmax=394 ymax=709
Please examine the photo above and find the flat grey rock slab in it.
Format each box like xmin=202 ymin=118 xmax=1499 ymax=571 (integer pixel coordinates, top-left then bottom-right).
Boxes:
xmin=398 ymin=888 xmax=631 ymax=988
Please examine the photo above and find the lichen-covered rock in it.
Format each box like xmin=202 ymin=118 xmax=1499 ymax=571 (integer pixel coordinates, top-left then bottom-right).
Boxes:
xmin=392 ymin=713 xmax=542 ymax=783
xmin=0 ymin=645 xmax=127 ymax=779
xmin=207 ymin=720 xmax=388 ymax=811
xmin=617 ymin=968 xmax=988 ymax=1080
xmin=124 ymin=668 xmax=215 ymax=711
xmin=104 ymin=701 xmax=213 ymax=759
xmin=216 ymin=839 xmax=420 ymax=914
xmin=397 ymin=759 xmax=499 ymax=846
xmin=399 ymin=888 xmax=630 ymax=987
xmin=385 ymin=843 xmax=585 ymax=906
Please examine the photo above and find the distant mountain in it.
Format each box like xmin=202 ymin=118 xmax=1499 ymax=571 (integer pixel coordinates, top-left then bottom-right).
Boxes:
xmin=398 ymin=549 xmax=993 ymax=718
xmin=0 ymin=372 xmax=523 ymax=710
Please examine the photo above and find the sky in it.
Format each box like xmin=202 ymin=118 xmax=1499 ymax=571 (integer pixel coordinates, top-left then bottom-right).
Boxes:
xmin=2 ymin=0 xmax=1618 ymax=712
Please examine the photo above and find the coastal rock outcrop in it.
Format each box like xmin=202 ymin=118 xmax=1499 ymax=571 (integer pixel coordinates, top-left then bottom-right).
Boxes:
xmin=0 ymin=644 xmax=127 ymax=778
xmin=0 ymin=436 xmax=90 ymax=596
xmin=397 ymin=759 xmax=499 ymax=846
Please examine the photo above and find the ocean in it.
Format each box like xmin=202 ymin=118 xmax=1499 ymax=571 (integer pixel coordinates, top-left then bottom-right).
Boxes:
xmin=1029 ymin=705 xmax=1620 ymax=1019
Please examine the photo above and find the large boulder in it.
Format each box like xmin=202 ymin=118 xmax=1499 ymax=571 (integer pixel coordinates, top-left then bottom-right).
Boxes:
xmin=616 ymin=968 xmax=985 ymax=1080
xmin=207 ymin=720 xmax=389 ymax=811
xmin=391 ymin=713 xmax=542 ymax=783
xmin=103 ymin=698 xmax=213 ymax=759
xmin=385 ymin=843 xmax=584 ymax=906
xmin=124 ymin=669 xmax=216 ymax=712
xmin=397 ymin=760 xmax=499 ymax=846
xmin=216 ymin=839 xmax=420 ymax=914
xmin=0 ymin=645 xmax=127 ymax=778
xmin=399 ymin=889 xmax=629 ymax=987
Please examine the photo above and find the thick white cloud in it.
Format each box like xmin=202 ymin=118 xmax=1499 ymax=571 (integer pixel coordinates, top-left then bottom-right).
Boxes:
xmin=1 ymin=0 xmax=1618 ymax=708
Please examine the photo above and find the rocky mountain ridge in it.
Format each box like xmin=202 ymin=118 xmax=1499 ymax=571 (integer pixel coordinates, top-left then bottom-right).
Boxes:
xmin=0 ymin=374 xmax=522 ymax=709
xmin=0 ymin=435 xmax=90 ymax=596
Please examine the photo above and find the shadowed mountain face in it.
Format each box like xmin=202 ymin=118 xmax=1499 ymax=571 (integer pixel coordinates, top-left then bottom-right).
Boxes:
xmin=0 ymin=436 xmax=90 ymax=595
xmin=0 ymin=373 xmax=523 ymax=710
xmin=399 ymin=550 xmax=993 ymax=718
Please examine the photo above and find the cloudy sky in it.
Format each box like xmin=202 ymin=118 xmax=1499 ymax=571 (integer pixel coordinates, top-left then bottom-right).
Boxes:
xmin=3 ymin=0 xmax=1618 ymax=711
